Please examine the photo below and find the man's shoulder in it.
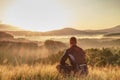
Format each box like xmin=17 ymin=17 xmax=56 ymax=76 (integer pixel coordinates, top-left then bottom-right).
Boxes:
xmin=66 ymin=45 xmax=84 ymax=52
xmin=65 ymin=48 xmax=72 ymax=54
xmin=78 ymin=47 xmax=83 ymax=50
xmin=66 ymin=48 xmax=71 ymax=52
xmin=75 ymin=46 xmax=83 ymax=50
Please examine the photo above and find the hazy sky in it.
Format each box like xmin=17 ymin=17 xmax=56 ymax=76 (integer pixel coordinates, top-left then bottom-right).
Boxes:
xmin=0 ymin=0 xmax=120 ymax=31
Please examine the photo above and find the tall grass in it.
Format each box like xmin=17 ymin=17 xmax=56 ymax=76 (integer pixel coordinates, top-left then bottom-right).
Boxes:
xmin=0 ymin=64 xmax=119 ymax=80
xmin=0 ymin=40 xmax=120 ymax=80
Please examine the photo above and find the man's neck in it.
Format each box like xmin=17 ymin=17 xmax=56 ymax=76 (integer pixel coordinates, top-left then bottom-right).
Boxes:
xmin=70 ymin=44 xmax=77 ymax=47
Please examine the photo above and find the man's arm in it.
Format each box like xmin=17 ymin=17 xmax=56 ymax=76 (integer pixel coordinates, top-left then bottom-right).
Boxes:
xmin=60 ymin=50 xmax=69 ymax=65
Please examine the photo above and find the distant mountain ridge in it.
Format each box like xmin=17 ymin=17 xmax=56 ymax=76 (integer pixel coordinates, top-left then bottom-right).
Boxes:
xmin=43 ymin=25 xmax=120 ymax=35
xmin=43 ymin=28 xmax=87 ymax=35
xmin=97 ymin=25 xmax=120 ymax=33
xmin=0 ymin=24 xmax=23 ymax=31
xmin=0 ymin=24 xmax=120 ymax=36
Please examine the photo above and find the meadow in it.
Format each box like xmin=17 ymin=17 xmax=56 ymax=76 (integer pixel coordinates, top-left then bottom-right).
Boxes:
xmin=0 ymin=39 xmax=120 ymax=80
xmin=0 ymin=64 xmax=119 ymax=80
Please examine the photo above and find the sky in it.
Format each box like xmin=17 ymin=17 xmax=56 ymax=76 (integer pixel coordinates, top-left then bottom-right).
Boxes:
xmin=0 ymin=0 xmax=120 ymax=31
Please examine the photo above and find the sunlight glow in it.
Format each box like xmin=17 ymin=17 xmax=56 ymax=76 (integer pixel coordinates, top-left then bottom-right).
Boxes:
xmin=4 ymin=0 xmax=74 ymax=31
xmin=2 ymin=0 xmax=120 ymax=31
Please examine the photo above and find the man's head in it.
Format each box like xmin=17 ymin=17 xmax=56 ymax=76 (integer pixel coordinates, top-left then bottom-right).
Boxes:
xmin=70 ymin=37 xmax=77 ymax=46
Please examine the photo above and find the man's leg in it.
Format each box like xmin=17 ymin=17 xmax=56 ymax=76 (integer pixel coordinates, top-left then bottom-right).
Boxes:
xmin=56 ymin=64 xmax=73 ymax=74
xmin=79 ymin=65 xmax=88 ymax=75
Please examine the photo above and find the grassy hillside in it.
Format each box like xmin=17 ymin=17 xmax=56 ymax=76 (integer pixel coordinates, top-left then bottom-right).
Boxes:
xmin=0 ymin=24 xmax=23 ymax=31
xmin=0 ymin=64 xmax=119 ymax=80
xmin=0 ymin=46 xmax=119 ymax=80
xmin=0 ymin=38 xmax=119 ymax=80
xmin=0 ymin=39 xmax=120 ymax=66
xmin=0 ymin=31 xmax=13 ymax=39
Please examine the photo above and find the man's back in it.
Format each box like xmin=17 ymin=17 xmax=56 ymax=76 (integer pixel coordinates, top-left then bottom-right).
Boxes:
xmin=60 ymin=45 xmax=86 ymax=67
xmin=68 ymin=45 xmax=86 ymax=65
xmin=57 ymin=37 xmax=88 ymax=75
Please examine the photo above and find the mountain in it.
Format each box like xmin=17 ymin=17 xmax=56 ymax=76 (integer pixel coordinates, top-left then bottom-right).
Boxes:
xmin=42 ymin=28 xmax=107 ymax=36
xmin=42 ymin=28 xmax=87 ymax=35
xmin=42 ymin=25 xmax=120 ymax=36
xmin=104 ymin=33 xmax=120 ymax=37
xmin=97 ymin=25 xmax=120 ymax=33
xmin=0 ymin=23 xmax=120 ymax=36
xmin=84 ymin=25 xmax=120 ymax=33
xmin=0 ymin=24 xmax=23 ymax=31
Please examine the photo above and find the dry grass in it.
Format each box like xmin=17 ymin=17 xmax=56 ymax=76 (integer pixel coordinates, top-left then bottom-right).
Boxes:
xmin=0 ymin=64 xmax=119 ymax=80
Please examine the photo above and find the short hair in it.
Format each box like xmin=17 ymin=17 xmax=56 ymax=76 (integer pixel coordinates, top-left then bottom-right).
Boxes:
xmin=70 ymin=37 xmax=77 ymax=44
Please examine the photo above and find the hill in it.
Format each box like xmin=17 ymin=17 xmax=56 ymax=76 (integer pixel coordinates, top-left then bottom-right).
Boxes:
xmin=0 ymin=24 xmax=120 ymax=36
xmin=0 ymin=31 xmax=14 ymax=40
xmin=42 ymin=25 xmax=120 ymax=36
xmin=0 ymin=24 xmax=23 ymax=31
xmin=104 ymin=33 xmax=120 ymax=37
xmin=98 ymin=25 xmax=120 ymax=33
xmin=42 ymin=28 xmax=87 ymax=35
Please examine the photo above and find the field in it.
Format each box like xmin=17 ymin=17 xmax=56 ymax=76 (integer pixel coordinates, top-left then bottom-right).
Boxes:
xmin=0 ymin=64 xmax=119 ymax=80
xmin=0 ymin=33 xmax=120 ymax=80
xmin=0 ymin=45 xmax=120 ymax=80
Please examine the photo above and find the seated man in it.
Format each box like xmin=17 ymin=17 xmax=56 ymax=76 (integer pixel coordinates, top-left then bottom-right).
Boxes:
xmin=56 ymin=37 xmax=88 ymax=76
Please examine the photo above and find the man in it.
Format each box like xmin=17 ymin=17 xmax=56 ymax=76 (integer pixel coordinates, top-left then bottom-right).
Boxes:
xmin=56 ymin=37 xmax=88 ymax=76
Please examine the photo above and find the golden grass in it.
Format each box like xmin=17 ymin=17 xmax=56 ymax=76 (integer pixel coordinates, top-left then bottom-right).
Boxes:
xmin=0 ymin=64 xmax=119 ymax=80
